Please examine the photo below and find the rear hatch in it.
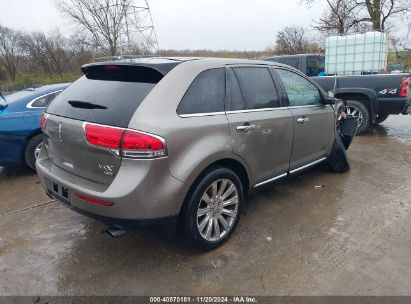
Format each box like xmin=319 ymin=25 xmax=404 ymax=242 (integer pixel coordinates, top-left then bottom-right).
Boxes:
xmin=43 ymin=64 xmax=167 ymax=185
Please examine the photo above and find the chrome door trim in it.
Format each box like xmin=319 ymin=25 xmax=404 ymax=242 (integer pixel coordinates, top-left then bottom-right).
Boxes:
xmin=253 ymin=173 xmax=288 ymax=188
xmin=289 ymin=157 xmax=327 ymax=174
xmin=287 ymin=105 xmax=323 ymax=110
xmin=226 ymin=107 xmax=289 ymax=114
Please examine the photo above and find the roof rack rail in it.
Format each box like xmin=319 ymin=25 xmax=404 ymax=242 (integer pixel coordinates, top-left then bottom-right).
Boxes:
xmin=92 ymin=54 xmax=157 ymax=63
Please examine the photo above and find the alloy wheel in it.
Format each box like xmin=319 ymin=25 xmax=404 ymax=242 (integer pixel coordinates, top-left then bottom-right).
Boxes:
xmin=345 ymin=106 xmax=364 ymax=129
xmin=196 ymin=179 xmax=239 ymax=242
xmin=34 ymin=142 xmax=43 ymax=159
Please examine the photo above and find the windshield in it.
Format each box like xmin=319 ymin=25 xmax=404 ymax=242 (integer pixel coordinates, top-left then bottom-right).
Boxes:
xmin=306 ymin=56 xmax=325 ymax=77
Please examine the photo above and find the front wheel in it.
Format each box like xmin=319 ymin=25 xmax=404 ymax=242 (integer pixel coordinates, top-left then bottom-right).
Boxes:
xmin=180 ymin=167 xmax=244 ymax=251
xmin=345 ymin=100 xmax=370 ymax=134
xmin=24 ymin=134 xmax=43 ymax=171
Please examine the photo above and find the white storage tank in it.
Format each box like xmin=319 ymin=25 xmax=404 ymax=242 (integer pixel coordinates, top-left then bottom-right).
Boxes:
xmin=325 ymin=32 xmax=388 ymax=75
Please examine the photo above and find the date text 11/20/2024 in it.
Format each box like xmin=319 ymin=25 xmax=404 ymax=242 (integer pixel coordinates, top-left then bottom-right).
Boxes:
xmin=149 ymin=297 xmax=258 ymax=303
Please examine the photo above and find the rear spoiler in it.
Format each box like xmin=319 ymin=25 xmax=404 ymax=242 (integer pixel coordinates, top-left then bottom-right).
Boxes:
xmin=81 ymin=62 xmax=180 ymax=77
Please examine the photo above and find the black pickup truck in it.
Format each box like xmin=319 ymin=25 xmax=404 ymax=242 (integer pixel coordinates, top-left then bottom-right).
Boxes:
xmin=264 ymin=54 xmax=411 ymax=133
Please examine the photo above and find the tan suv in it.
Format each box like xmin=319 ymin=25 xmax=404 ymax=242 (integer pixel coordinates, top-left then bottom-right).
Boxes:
xmin=36 ymin=57 xmax=353 ymax=250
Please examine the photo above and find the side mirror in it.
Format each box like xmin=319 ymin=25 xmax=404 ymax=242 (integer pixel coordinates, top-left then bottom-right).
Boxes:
xmin=328 ymin=91 xmax=335 ymax=98
xmin=323 ymin=96 xmax=336 ymax=105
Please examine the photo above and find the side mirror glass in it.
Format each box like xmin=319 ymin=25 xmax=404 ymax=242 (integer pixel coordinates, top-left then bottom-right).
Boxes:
xmin=328 ymin=91 xmax=335 ymax=98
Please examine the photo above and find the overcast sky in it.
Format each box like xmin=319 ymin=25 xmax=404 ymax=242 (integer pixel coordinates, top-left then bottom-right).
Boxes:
xmin=0 ymin=0 xmax=326 ymax=50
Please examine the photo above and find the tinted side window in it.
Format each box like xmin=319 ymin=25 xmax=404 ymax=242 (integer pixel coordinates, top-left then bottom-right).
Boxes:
xmin=276 ymin=69 xmax=322 ymax=106
xmin=234 ymin=67 xmax=281 ymax=110
xmin=227 ymin=68 xmax=245 ymax=111
xmin=281 ymin=58 xmax=299 ymax=69
xmin=31 ymin=91 xmax=61 ymax=108
xmin=177 ymin=68 xmax=225 ymax=115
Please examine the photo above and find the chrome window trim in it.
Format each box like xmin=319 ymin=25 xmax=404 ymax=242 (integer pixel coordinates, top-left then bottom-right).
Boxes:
xmin=289 ymin=157 xmax=327 ymax=174
xmin=26 ymin=90 xmax=63 ymax=109
xmin=179 ymin=105 xmax=324 ymax=117
xmin=179 ymin=111 xmax=226 ymax=118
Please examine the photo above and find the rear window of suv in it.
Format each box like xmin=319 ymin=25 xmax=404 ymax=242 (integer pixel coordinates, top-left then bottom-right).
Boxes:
xmin=46 ymin=65 xmax=164 ymax=128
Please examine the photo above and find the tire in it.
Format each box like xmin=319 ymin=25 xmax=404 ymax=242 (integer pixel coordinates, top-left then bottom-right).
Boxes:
xmin=328 ymin=132 xmax=350 ymax=173
xmin=373 ymin=113 xmax=389 ymax=125
xmin=345 ymin=100 xmax=370 ymax=134
xmin=179 ymin=167 xmax=244 ymax=251
xmin=24 ymin=134 xmax=43 ymax=171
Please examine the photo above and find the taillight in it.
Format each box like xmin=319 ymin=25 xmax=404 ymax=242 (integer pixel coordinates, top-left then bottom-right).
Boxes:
xmin=41 ymin=112 xmax=48 ymax=130
xmin=84 ymin=123 xmax=124 ymax=149
xmin=399 ymin=77 xmax=409 ymax=97
xmin=83 ymin=123 xmax=167 ymax=159
xmin=75 ymin=192 xmax=114 ymax=207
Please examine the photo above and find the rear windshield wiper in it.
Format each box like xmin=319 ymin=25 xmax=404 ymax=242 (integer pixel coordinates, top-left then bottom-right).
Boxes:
xmin=68 ymin=100 xmax=107 ymax=109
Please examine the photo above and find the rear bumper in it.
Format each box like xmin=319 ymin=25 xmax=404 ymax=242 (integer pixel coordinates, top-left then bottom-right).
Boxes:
xmin=36 ymin=151 xmax=188 ymax=223
xmin=0 ymin=134 xmax=27 ymax=166
xmin=379 ymin=98 xmax=409 ymax=115
xmin=46 ymin=190 xmax=178 ymax=227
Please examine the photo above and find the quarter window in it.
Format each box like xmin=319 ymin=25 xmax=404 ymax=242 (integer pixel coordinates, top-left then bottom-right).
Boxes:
xmin=276 ymin=69 xmax=322 ymax=106
xmin=177 ymin=68 xmax=225 ymax=115
xmin=31 ymin=91 xmax=61 ymax=108
xmin=234 ymin=67 xmax=281 ymax=110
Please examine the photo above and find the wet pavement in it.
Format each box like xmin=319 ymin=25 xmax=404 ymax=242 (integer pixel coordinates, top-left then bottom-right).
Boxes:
xmin=0 ymin=115 xmax=410 ymax=296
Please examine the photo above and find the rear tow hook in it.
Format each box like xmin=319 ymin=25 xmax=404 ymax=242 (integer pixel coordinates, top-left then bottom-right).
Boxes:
xmin=104 ymin=225 xmax=127 ymax=238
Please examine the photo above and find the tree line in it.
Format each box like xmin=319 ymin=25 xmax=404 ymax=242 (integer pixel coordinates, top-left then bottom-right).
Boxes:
xmin=1 ymin=0 xmax=410 ymax=91
xmin=0 ymin=26 xmax=92 ymax=85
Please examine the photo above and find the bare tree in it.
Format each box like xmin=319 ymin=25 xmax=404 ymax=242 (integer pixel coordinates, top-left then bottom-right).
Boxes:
xmin=391 ymin=16 xmax=411 ymax=53
xmin=20 ymin=31 xmax=74 ymax=78
xmin=308 ymin=0 xmax=410 ymax=32
xmin=273 ymin=26 xmax=320 ymax=55
xmin=56 ymin=0 xmax=132 ymax=56
xmin=310 ymin=0 xmax=368 ymax=35
xmin=0 ymin=25 xmax=23 ymax=80
xmin=359 ymin=0 xmax=410 ymax=31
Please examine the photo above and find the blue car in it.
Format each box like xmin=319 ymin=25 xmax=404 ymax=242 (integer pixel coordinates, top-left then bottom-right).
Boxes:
xmin=0 ymin=83 xmax=70 ymax=170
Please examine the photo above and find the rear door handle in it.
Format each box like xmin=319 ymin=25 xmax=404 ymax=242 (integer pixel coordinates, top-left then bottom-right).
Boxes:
xmin=297 ymin=116 xmax=310 ymax=124
xmin=236 ymin=124 xmax=256 ymax=132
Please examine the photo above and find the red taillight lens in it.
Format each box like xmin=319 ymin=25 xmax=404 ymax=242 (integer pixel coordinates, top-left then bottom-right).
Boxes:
xmin=41 ymin=113 xmax=48 ymax=130
xmin=400 ymin=77 xmax=409 ymax=97
xmin=122 ymin=130 xmax=167 ymax=158
xmin=84 ymin=123 xmax=124 ymax=149
xmin=83 ymin=123 xmax=167 ymax=158
xmin=75 ymin=192 xmax=114 ymax=207
xmin=122 ymin=130 xmax=165 ymax=150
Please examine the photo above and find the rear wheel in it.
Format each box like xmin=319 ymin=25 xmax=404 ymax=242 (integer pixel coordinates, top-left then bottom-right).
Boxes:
xmin=345 ymin=100 xmax=370 ymax=134
xmin=180 ymin=167 xmax=244 ymax=251
xmin=328 ymin=132 xmax=350 ymax=173
xmin=24 ymin=134 xmax=43 ymax=170
xmin=373 ymin=113 xmax=389 ymax=125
